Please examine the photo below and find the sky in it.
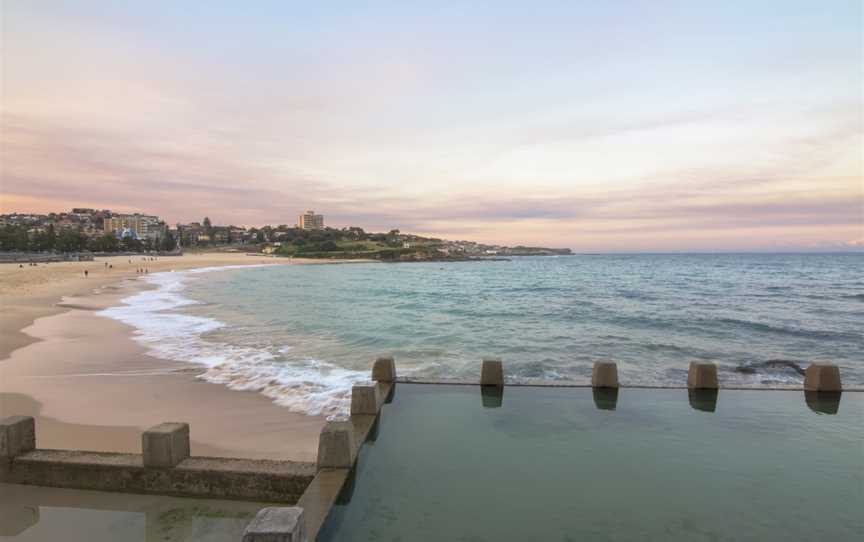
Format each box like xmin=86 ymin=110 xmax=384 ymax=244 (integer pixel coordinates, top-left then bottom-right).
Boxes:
xmin=1 ymin=1 xmax=861 ymax=251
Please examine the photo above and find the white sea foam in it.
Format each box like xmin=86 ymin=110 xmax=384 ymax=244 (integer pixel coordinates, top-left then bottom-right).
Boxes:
xmin=98 ymin=265 xmax=368 ymax=419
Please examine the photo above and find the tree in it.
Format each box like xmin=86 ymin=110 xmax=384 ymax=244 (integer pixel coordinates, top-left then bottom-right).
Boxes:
xmin=319 ymin=240 xmax=339 ymax=251
xmin=386 ymin=229 xmax=402 ymax=246
xmin=178 ymin=228 xmax=193 ymax=248
xmin=47 ymin=224 xmax=57 ymax=248
xmin=0 ymin=225 xmax=30 ymax=251
xmin=203 ymin=217 xmax=213 ymax=235
xmin=120 ymin=236 xmax=143 ymax=252
xmin=161 ymin=230 xmax=177 ymax=251
xmin=345 ymin=227 xmax=367 ymax=240
xmin=88 ymin=234 xmax=119 ymax=252
xmin=32 ymin=224 xmax=56 ymax=251
xmin=55 ymin=229 xmax=86 ymax=253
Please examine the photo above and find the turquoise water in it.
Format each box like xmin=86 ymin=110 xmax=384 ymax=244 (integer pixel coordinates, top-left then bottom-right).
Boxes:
xmin=104 ymin=254 xmax=864 ymax=417
xmin=318 ymin=385 xmax=864 ymax=542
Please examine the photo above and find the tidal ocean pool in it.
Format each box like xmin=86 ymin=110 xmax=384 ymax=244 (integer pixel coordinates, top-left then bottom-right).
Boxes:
xmin=101 ymin=254 xmax=864 ymax=417
xmin=0 ymin=483 xmax=273 ymax=541
xmin=318 ymin=384 xmax=863 ymax=542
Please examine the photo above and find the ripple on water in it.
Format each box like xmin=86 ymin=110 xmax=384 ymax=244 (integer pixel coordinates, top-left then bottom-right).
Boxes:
xmin=98 ymin=255 xmax=864 ymax=416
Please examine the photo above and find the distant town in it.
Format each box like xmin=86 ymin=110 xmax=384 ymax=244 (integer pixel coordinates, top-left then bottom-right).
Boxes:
xmin=0 ymin=208 xmax=572 ymax=261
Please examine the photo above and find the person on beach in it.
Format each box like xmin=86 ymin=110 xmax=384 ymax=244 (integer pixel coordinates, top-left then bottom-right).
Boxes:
xmin=84 ymin=270 xmax=88 ymax=278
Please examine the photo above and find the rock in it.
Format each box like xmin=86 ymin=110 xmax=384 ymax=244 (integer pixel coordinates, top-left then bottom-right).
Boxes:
xmin=735 ymin=359 xmax=805 ymax=376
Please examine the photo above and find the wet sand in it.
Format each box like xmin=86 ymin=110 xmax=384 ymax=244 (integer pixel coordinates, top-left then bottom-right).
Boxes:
xmin=0 ymin=253 xmax=372 ymax=462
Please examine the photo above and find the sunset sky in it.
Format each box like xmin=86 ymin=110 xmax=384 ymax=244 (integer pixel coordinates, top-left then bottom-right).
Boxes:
xmin=1 ymin=1 xmax=861 ymax=251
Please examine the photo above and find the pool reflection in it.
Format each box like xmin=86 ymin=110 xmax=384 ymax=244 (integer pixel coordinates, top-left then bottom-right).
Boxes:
xmin=592 ymin=387 xmax=619 ymax=410
xmin=688 ymin=389 xmax=718 ymax=412
xmin=0 ymin=503 xmax=39 ymax=537
xmin=383 ymin=383 xmax=396 ymax=404
xmin=335 ymin=467 xmax=357 ymax=506
xmin=366 ymin=413 xmax=381 ymax=442
xmin=0 ymin=483 xmax=265 ymax=541
xmin=480 ymin=386 xmax=503 ymax=408
xmin=804 ymin=391 xmax=842 ymax=415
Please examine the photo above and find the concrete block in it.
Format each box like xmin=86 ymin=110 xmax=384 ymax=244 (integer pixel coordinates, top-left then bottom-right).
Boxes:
xmin=804 ymin=363 xmax=842 ymax=392
xmin=687 ymin=362 xmax=718 ymax=389
xmin=371 ymin=356 xmax=396 ymax=382
xmin=592 ymin=361 xmax=619 ymax=388
xmin=480 ymin=358 xmax=504 ymax=387
xmin=142 ymin=422 xmax=190 ymax=468
xmin=0 ymin=416 xmax=35 ymax=459
xmin=317 ymin=422 xmax=355 ymax=470
xmin=243 ymin=507 xmax=306 ymax=542
xmin=350 ymin=385 xmax=381 ymax=415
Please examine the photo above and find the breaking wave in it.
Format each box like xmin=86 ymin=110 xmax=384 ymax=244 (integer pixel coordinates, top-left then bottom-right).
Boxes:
xmin=98 ymin=266 xmax=367 ymax=419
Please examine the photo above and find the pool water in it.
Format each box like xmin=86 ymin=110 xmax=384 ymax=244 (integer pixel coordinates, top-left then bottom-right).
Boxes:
xmin=319 ymin=385 xmax=863 ymax=542
xmin=0 ymin=483 xmax=273 ymax=542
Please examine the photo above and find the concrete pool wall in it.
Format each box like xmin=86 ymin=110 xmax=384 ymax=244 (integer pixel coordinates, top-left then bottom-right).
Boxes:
xmin=1 ymin=358 xmax=854 ymax=541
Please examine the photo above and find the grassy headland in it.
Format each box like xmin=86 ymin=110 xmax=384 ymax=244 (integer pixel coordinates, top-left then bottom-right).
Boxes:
xmin=269 ymin=228 xmax=571 ymax=262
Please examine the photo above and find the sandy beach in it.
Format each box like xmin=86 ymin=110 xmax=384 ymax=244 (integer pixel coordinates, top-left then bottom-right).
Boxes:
xmin=0 ymin=253 xmax=372 ymax=462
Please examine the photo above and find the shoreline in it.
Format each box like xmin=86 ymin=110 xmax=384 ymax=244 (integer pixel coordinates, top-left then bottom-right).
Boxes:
xmin=2 ymin=253 xmax=860 ymax=462
xmin=0 ymin=254 xmax=375 ymax=461
xmin=0 ymin=253 xmax=376 ymax=360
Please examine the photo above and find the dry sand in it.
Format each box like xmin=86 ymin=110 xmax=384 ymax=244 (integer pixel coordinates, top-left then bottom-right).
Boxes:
xmin=0 ymin=253 xmax=374 ymax=461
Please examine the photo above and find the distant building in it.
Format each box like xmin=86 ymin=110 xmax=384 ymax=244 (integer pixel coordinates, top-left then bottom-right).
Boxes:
xmin=104 ymin=214 xmax=165 ymax=240
xmin=229 ymin=228 xmax=248 ymax=244
xmin=299 ymin=210 xmax=324 ymax=230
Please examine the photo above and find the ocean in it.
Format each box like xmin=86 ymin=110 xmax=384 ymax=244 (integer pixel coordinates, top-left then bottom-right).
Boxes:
xmin=99 ymin=254 xmax=864 ymax=418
